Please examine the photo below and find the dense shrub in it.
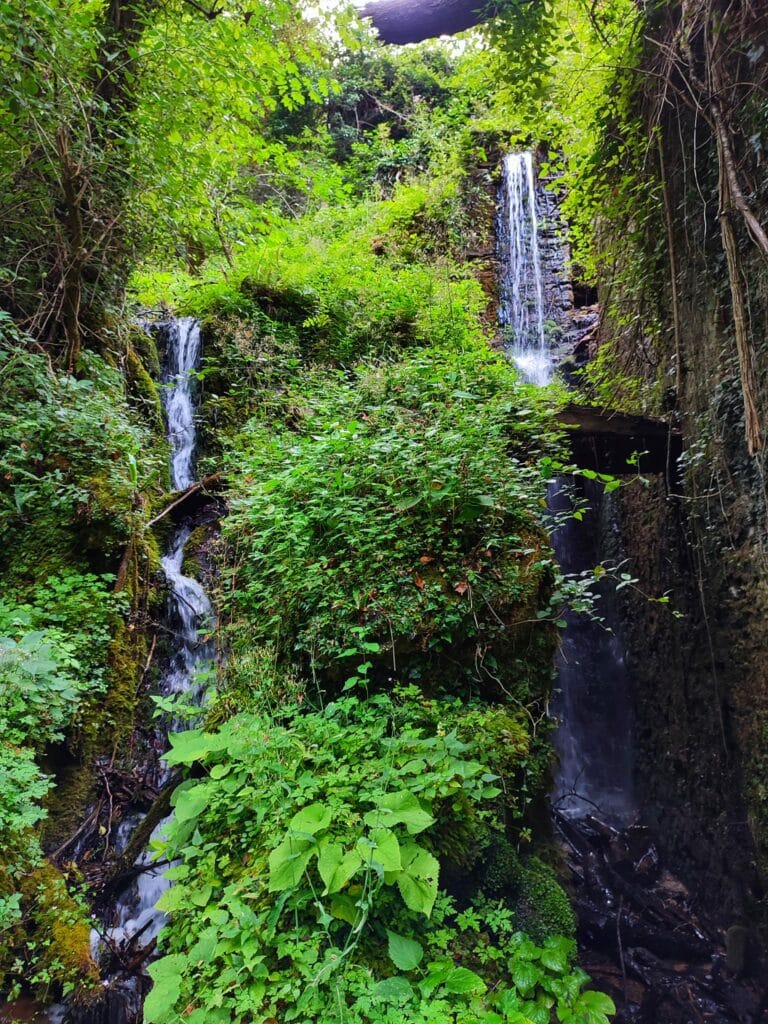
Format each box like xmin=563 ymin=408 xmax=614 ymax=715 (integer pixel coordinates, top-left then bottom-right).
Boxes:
xmin=143 ymin=690 xmax=608 ymax=1024
xmin=0 ymin=335 xmax=164 ymax=575
xmin=221 ymin=343 xmax=564 ymax=699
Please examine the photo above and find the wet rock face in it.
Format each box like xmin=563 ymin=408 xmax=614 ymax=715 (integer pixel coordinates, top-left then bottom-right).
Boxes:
xmin=592 ymin=474 xmax=763 ymax=926
xmin=536 ymin=174 xmax=573 ymax=327
xmin=531 ymin=160 xmax=599 ymax=377
xmin=586 ymin=13 xmax=768 ymax=933
xmin=558 ymin=813 xmax=768 ymax=1023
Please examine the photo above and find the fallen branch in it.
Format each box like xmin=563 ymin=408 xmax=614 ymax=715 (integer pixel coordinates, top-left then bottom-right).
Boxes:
xmin=146 ymin=473 xmax=224 ymax=529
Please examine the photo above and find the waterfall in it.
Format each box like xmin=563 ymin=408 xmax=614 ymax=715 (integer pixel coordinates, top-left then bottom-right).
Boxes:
xmin=547 ymin=479 xmax=636 ymax=825
xmin=496 ymin=155 xmax=634 ymax=822
xmin=163 ymin=317 xmax=202 ymax=491
xmin=61 ymin=318 xmax=215 ymax=1024
xmin=497 ymin=152 xmax=550 ymax=385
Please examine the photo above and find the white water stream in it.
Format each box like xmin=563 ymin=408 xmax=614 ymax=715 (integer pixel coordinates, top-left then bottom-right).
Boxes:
xmin=497 ymin=151 xmax=550 ymax=385
xmin=497 ymin=152 xmax=635 ymax=824
xmin=85 ymin=317 xmax=215 ymax=1014
xmin=165 ymin=318 xmax=203 ymax=491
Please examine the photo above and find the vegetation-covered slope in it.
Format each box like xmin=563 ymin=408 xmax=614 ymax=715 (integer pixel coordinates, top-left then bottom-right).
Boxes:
xmin=12 ymin=0 xmax=762 ymax=1018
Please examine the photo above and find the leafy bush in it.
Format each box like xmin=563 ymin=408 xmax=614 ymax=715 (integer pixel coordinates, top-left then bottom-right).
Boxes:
xmin=133 ymin=174 xmax=487 ymax=368
xmin=0 ymin=631 xmax=86 ymax=748
xmin=0 ymin=571 xmax=125 ymax=690
xmin=144 ymin=691 xmax=612 ymax=1024
xmin=0 ymin=340 xmax=162 ymax=570
xmin=0 ymin=746 xmax=50 ymax=887
xmin=0 ymin=574 xmax=121 ymax=927
xmin=221 ymin=344 xmax=565 ymax=697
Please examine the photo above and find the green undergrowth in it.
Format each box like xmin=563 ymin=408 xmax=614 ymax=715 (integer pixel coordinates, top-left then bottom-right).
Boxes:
xmin=137 ymin=326 xmax=605 ymax=1021
xmin=144 ymin=690 xmax=610 ymax=1024
xmin=130 ymin=114 xmax=612 ymax=1020
xmin=133 ymin=175 xmax=485 ymax=354
xmin=221 ymin=343 xmax=565 ymax=699
xmin=0 ymin=319 xmax=167 ymax=995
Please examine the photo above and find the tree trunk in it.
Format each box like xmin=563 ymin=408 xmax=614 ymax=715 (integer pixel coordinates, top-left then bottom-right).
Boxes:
xmin=360 ymin=0 xmax=502 ymax=44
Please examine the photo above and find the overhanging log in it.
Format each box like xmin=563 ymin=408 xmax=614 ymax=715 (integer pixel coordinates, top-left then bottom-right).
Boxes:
xmin=360 ymin=0 xmax=502 ymax=45
xmin=146 ymin=473 xmax=225 ymax=529
xmin=557 ymin=404 xmax=682 ymax=478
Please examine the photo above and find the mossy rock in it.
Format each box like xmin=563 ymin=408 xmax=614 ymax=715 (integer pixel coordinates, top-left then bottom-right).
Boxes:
xmin=481 ymin=840 xmax=576 ymax=943
xmin=0 ymin=862 xmax=100 ymax=1003
xmin=181 ymin=525 xmax=210 ymax=582
xmin=42 ymin=535 xmax=160 ymax=851
xmin=125 ymin=342 xmax=166 ymax=434
xmin=238 ymin=279 xmax=315 ymax=324
xmin=129 ymin=323 xmax=162 ymax=379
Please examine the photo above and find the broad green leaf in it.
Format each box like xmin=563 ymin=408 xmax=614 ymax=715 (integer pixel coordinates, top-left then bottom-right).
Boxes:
xmin=540 ymin=944 xmax=568 ymax=973
xmin=317 ymin=841 xmax=362 ymax=893
xmin=144 ymin=955 xmax=187 ymax=1023
xmin=575 ymin=989 xmax=616 ymax=1023
xmin=165 ymin=729 xmax=229 ymax=766
xmin=357 ymin=828 xmax=401 ymax=873
xmin=143 ymin=975 xmax=181 ymax=1024
xmin=148 ymin=954 xmax=187 ymax=981
xmin=189 ymin=927 xmax=218 ymax=964
xmin=363 ymin=791 xmax=434 ymax=834
xmin=268 ymin=835 xmax=314 ymax=892
xmin=419 ymin=961 xmax=453 ymax=997
xmin=498 ymin=988 xmax=523 ymax=1014
xmin=156 ymin=885 xmax=186 ymax=913
xmin=330 ymin=893 xmax=359 ymax=925
xmin=511 ymin=960 xmax=540 ymax=995
xmin=173 ymin=784 xmax=209 ymax=823
xmin=186 ymin=1009 xmax=230 ymax=1024
xmin=513 ymin=936 xmax=543 ymax=960
xmin=387 ymin=929 xmax=424 ymax=971
xmin=520 ymin=1004 xmax=550 ymax=1024
xmin=289 ymin=802 xmax=333 ymax=835
xmin=443 ymin=966 xmax=486 ymax=994
xmin=371 ymin=976 xmax=415 ymax=1004
xmin=396 ymin=844 xmax=439 ymax=916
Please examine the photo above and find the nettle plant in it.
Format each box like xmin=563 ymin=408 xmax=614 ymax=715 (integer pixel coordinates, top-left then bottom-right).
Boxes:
xmin=144 ymin=692 xmax=614 ymax=1024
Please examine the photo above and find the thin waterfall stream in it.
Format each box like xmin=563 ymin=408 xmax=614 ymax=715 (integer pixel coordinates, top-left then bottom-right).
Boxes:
xmin=497 ymin=152 xmax=550 ymax=386
xmin=54 ymin=318 xmax=217 ymax=1024
xmin=497 ymin=151 xmax=632 ymax=820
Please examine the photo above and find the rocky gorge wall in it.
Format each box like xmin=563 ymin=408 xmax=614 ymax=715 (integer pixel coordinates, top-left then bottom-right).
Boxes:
xmin=589 ymin=0 xmax=768 ymax=939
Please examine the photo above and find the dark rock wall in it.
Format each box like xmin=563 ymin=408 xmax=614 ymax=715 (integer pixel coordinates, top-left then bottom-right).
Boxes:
xmin=591 ymin=4 xmax=768 ymax=931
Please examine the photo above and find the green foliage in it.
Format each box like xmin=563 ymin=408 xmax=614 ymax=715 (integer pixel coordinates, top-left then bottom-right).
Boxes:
xmin=0 ymin=570 xmax=125 ymax=686
xmin=1 ymin=863 xmax=100 ymax=1003
xmin=143 ymin=691 xmax=613 ymax=1024
xmin=221 ymin=343 xmax=563 ymax=695
xmin=0 ymin=746 xmax=49 ymax=885
xmin=0 ymin=333 xmax=157 ymax=985
xmin=0 ymin=0 xmax=328 ymax=345
xmin=0 ymin=338 xmax=161 ymax=566
xmin=134 ymin=173 xmax=486 ymax=366
xmin=0 ymin=570 xmax=123 ymax=924
xmin=0 ymin=9 xmax=628 ymax=1016
xmin=0 ymin=630 xmax=86 ymax=748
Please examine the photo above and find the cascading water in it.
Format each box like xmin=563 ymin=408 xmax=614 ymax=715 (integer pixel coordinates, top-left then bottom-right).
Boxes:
xmin=497 ymin=151 xmax=550 ymax=385
xmin=495 ymin=156 xmax=764 ymax=1021
xmin=547 ymin=479 xmax=636 ymax=824
xmin=64 ymin=317 xmax=215 ymax=1023
xmin=497 ymin=152 xmax=632 ymax=817
xmin=164 ymin=318 xmax=203 ymax=491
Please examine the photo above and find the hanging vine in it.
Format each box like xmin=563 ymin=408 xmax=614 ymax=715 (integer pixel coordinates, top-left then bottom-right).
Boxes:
xmin=649 ymin=0 xmax=768 ymax=453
